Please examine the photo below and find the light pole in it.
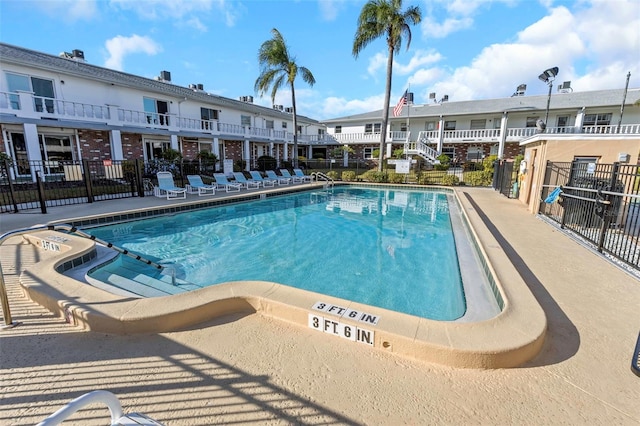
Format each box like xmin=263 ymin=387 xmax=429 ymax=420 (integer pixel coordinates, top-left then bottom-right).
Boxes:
xmin=538 ymin=66 xmax=559 ymax=132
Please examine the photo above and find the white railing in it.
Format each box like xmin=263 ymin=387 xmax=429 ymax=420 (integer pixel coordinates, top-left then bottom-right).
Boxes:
xmin=37 ymin=390 xmax=163 ymax=426
xmin=406 ymin=140 xmax=438 ymax=162
xmin=3 ymin=92 xmax=639 ymax=145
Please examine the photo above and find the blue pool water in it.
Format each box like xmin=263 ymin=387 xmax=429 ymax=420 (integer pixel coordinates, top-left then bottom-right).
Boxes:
xmin=86 ymin=187 xmax=467 ymax=320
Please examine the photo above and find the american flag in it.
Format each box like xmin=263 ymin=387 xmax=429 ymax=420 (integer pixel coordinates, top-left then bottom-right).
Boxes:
xmin=393 ymin=90 xmax=408 ymax=117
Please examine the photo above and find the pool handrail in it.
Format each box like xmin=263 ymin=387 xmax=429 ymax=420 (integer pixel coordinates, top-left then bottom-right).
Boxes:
xmin=0 ymin=224 xmax=166 ymax=328
xmin=311 ymin=171 xmax=334 ymax=186
xmin=37 ymin=390 xmax=164 ymax=425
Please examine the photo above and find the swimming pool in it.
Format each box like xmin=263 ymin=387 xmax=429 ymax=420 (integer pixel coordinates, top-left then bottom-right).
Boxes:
xmin=85 ymin=186 xmax=498 ymax=321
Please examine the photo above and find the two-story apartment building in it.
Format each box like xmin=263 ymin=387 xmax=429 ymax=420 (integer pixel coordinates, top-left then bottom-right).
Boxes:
xmin=2 ymin=42 xmax=639 ymax=177
xmin=322 ymin=87 xmax=640 ymax=165
xmin=0 ymin=42 xmax=327 ymax=179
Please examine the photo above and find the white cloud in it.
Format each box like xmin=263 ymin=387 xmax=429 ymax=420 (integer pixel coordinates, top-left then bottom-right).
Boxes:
xmin=318 ymin=0 xmax=345 ymax=21
xmin=411 ymin=0 xmax=639 ymax=103
xmin=421 ymin=15 xmax=474 ymax=39
xmin=36 ymin=0 xmax=98 ymax=21
xmin=108 ymin=0 xmax=243 ymax=27
xmin=394 ymin=50 xmax=443 ymax=75
xmin=104 ymin=35 xmax=162 ymax=71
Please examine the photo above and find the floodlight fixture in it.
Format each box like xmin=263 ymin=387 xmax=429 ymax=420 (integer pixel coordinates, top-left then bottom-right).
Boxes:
xmin=539 ymin=66 xmax=559 ymax=132
xmin=538 ymin=67 xmax=559 ymax=84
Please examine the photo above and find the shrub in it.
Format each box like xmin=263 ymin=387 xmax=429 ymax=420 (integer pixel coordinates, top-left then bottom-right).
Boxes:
xmin=441 ymin=174 xmax=460 ymax=186
xmin=465 ymin=170 xmax=494 ymax=186
xmin=388 ymin=172 xmax=405 ymax=183
xmin=326 ymin=170 xmax=339 ymax=180
xmin=342 ymin=171 xmax=356 ymax=181
xmin=360 ymin=170 xmax=388 ymax=183
xmin=234 ymin=159 xmax=246 ymax=172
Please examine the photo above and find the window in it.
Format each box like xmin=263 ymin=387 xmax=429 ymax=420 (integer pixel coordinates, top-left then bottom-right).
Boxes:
xmin=364 ymin=123 xmax=381 ymax=134
xmin=526 ymin=117 xmax=540 ymax=127
xmin=470 ymin=119 xmax=486 ymax=130
xmin=363 ymin=147 xmax=377 ymax=159
xmin=400 ymin=122 xmax=408 ymax=132
xmin=493 ymin=118 xmax=501 ymax=129
xmin=7 ymin=72 xmax=55 ymax=112
xmin=444 ymin=121 xmax=456 ymax=131
xmin=441 ymin=147 xmax=455 ymax=161
xmin=265 ymin=120 xmax=274 ymax=129
xmin=143 ymin=97 xmax=169 ymax=125
xmin=490 ymin=144 xmax=499 ymax=156
xmin=583 ymin=113 xmax=611 ymax=126
xmin=145 ymin=140 xmax=171 ymax=160
xmin=36 ymin=135 xmax=75 ymax=174
xmin=466 ymin=146 xmax=484 ymax=161
xmin=317 ymin=129 xmax=325 ymax=137
xmin=282 ymin=121 xmax=287 ymax=129
xmin=425 ymin=121 xmax=436 ymax=131
xmin=200 ymin=107 xmax=218 ymax=130
xmin=240 ymin=115 xmax=251 ymax=127
xmin=557 ymin=116 xmax=569 ymax=127
xmin=335 ymin=125 xmax=342 ymax=134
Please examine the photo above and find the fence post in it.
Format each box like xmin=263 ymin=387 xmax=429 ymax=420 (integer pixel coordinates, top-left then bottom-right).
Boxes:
xmin=82 ymin=159 xmax=94 ymax=203
xmin=560 ymin=160 xmax=578 ymax=228
xmin=135 ymin=159 xmax=144 ymax=197
xmin=596 ymin=162 xmax=620 ymax=252
xmin=35 ymin=171 xmax=47 ymax=214
xmin=3 ymin=160 xmax=19 ymax=213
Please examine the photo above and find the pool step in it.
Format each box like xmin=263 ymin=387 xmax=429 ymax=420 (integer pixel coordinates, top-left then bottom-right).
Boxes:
xmin=71 ymin=247 xmax=203 ymax=297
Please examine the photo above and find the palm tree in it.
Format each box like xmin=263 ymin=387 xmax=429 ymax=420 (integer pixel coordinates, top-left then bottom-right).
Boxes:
xmin=353 ymin=0 xmax=421 ymax=171
xmin=255 ymin=28 xmax=316 ymax=169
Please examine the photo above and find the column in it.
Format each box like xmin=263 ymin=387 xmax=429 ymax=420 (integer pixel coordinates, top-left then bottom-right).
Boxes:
xmin=497 ymin=112 xmax=508 ymax=159
xmin=110 ymin=129 xmax=123 ymax=160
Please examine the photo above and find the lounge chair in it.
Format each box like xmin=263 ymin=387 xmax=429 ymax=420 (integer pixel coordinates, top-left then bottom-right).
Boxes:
xmin=213 ymin=173 xmax=242 ymax=192
xmin=293 ymin=168 xmax=313 ymax=183
xmin=266 ymin=170 xmax=291 ymax=185
xmin=186 ymin=175 xmax=216 ymax=196
xmin=249 ymin=171 xmax=276 ymax=188
xmin=233 ymin=172 xmax=261 ymax=189
xmin=280 ymin=169 xmax=303 ymax=183
xmin=155 ymin=171 xmax=187 ymax=200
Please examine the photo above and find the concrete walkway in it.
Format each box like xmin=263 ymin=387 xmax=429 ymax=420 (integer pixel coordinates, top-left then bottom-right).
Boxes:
xmin=1 ymin=187 xmax=639 ymax=425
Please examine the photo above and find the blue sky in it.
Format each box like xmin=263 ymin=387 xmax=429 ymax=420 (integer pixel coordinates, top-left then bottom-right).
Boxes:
xmin=1 ymin=0 xmax=638 ymax=120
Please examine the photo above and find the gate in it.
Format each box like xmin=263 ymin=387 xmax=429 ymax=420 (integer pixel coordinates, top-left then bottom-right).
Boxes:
xmin=539 ymin=160 xmax=639 ymax=272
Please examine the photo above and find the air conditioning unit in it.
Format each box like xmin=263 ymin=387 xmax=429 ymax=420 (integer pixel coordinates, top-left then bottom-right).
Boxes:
xmin=72 ymin=49 xmax=85 ymax=60
xmin=247 ymin=96 xmax=253 ymax=103
xmin=284 ymin=107 xmax=293 ymax=113
xmin=159 ymin=71 xmax=171 ymax=82
xmin=189 ymin=84 xmax=197 ymax=90
xmin=197 ymin=84 xmax=204 ymax=90
xmin=273 ymin=104 xmax=283 ymax=110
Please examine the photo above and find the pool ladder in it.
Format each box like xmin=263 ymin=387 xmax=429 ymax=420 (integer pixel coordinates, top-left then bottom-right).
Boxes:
xmin=311 ymin=172 xmax=334 ymax=187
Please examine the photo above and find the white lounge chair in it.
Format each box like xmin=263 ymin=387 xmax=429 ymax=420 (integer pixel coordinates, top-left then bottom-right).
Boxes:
xmin=155 ymin=172 xmax=187 ymax=200
xmin=280 ymin=169 xmax=303 ymax=183
xmin=213 ymin=173 xmax=242 ymax=192
xmin=249 ymin=171 xmax=276 ymax=187
xmin=233 ymin=172 xmax=261 ymax=189
xmin=186 ymin=175 xmax=216 ymax=196
xmin=266 ymin=170 xmax=291 ymax=185
xmin=293 ymin=168 xmax=313 ymax=183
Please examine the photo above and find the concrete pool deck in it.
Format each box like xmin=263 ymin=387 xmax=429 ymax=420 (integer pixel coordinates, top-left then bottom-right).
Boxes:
xmin=1 ymin=186 xmax=639 ymax=424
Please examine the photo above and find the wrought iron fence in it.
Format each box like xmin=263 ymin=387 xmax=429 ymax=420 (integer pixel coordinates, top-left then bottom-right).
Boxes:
xmin=1 ymin=156 xmax=494 ymax=214
xmin=493 ymin=160 xmax=517 ymax=198
xmin=539 ymin=161 xmax=640 ymax=272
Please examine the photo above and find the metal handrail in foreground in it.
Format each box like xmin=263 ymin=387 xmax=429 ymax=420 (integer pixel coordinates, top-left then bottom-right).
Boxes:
xmin=0 ymin=224 xmax=165 ymax=329
xmin=37 ymin=390 xmax=164 ymax=425
xmin=311 ymin=171 xmax=335 ymax=186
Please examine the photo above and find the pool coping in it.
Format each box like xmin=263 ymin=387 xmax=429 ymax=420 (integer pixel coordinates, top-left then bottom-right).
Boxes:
xmin=17 ymin=184 xmax=547 ymax=369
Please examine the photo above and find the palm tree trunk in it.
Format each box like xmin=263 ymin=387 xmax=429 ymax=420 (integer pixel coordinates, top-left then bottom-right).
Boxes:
xmin=291 ymin=83 xmax=298 ymax=169
xmin=378 ymin=44 xmax=394 ymax=172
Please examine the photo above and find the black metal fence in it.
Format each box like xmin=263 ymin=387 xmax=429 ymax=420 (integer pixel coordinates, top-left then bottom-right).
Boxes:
xmin=0 ymin=158 xmax=219 ymax=213
xmin=493 ymin=160 xmax=517 ymax=198
xmin=1 ymin=157 xmax=495 ymax=214
xmin=539 ymin=161 xmax=640 ymax=272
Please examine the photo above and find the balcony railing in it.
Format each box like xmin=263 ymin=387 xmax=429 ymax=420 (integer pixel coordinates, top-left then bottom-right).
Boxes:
xmin=2 ymin=91 xmax=639 ymax=146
